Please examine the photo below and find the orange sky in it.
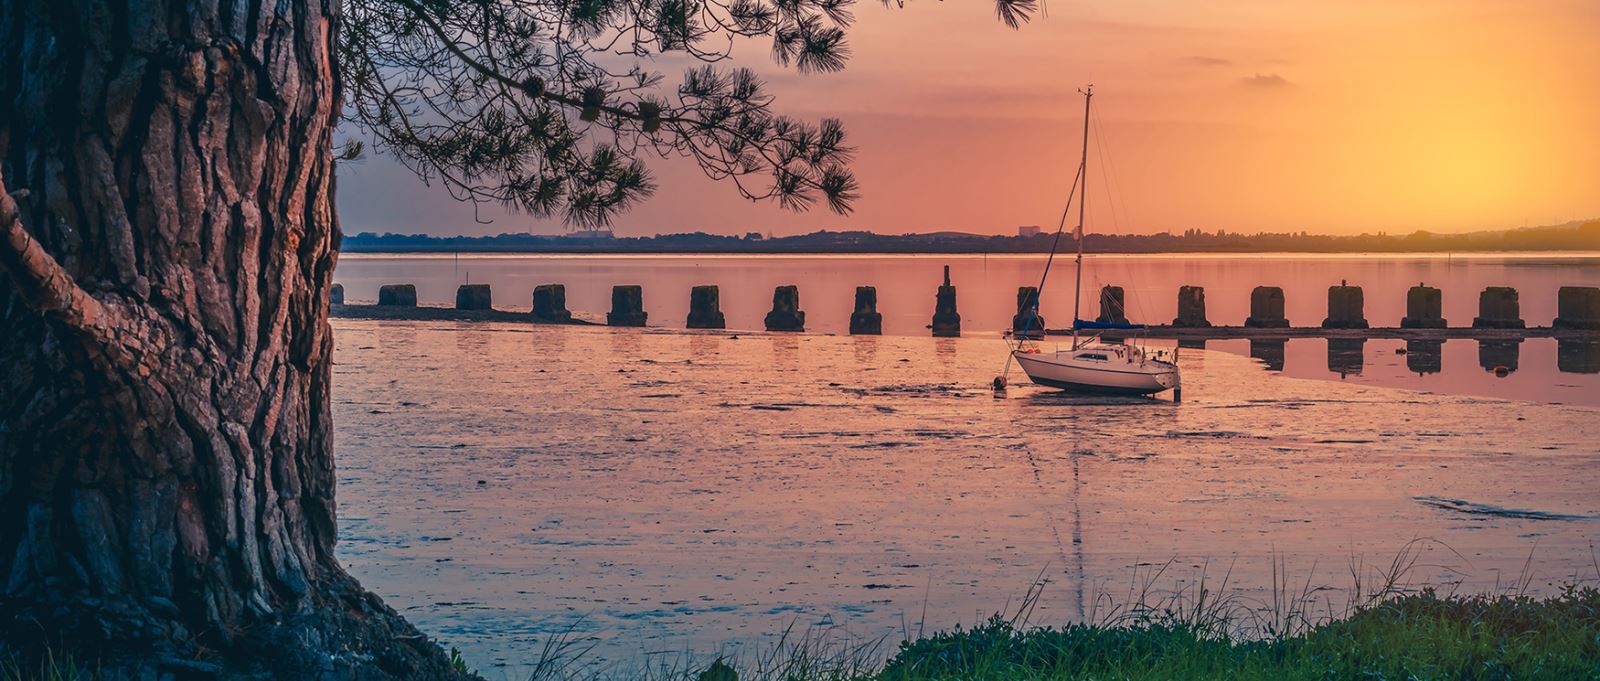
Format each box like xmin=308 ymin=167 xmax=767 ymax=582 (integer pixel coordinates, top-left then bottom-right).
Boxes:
xmin=336 ymin=0 xmax=1600 ymax=237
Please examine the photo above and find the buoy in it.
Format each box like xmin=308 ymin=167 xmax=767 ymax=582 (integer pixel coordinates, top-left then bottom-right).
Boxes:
xmin=992 ymin=376 xmax=1007 ymax=395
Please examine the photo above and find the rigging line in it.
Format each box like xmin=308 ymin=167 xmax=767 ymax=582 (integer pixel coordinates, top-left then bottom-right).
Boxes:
xmin=992 ymin=159 xmax=1081 ymax=385
xmin=998 ymin=159 xmax=1083 ymax=383
xmin=1089 ymin=118 xmax=1124 ymax=324
xmin=1026 ymin=159 xmax=1085 ymax=336
xmin=1091 ymin=115 xmax=1150 ymax=328
xmin=1091 ymin=115 xmax=1130 ymax=237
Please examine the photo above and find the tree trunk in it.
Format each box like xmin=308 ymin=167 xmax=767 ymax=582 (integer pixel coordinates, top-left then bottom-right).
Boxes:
xmin=0 ymin=1 xmax=460 ymax=677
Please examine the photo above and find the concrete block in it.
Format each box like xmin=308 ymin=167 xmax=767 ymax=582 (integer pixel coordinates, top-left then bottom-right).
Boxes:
xmin=532 ymin=284 xmax=572 ymax=323
xmin=849 ymin=286 xmax=882 ymax=335
xmin=764 ymin=285 xmax=805 ymax=332
xmin=1096 ymin=286 xmax=1128 ymax=324
xmin=455 ymin=284 xmax=492 ymax=310
xmin=1554 ymin=286 xmax=1600 ymax=330
xmin=687 ymin=285 xmax=726 ymax=329
xmin=378 ymin=284 xmax=416 ymax=307
xmin=1172 ymin=286 xmax=1210 ymax=328
xmin=1244 ymin=286 xmax=1288 ymax=328
xmin=1400 ymin=284 xmax=1445 ymax=328
xmin=607 ymin=285 xmax=647 ymax=326
xmin=1323 ymin=282 xmax=1368 ymax=328
xmin=1012 ymin=287 xmax=1044 ymax=339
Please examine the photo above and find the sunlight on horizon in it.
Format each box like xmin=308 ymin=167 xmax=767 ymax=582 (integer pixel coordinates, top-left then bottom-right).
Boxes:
xmin=335 ymin=0 xmax=1600 ymax=237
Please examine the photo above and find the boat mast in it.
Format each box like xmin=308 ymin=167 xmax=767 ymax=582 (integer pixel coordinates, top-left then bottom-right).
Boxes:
xmin=1071 ymin=86 xmax=1092 ymax=351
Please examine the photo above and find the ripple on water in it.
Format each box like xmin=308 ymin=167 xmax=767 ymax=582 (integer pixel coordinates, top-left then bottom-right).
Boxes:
xmin=329 ymin=319 xmax=1600 ymax=669
xmin=1413 ymin=496 xmax=1599 ymax=522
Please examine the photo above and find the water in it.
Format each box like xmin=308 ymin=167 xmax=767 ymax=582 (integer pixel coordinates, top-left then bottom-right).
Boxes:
xmin=1208 ymin=337 xmax=1598 ymax=406
xmin=334 ymin=252 xmax=1600 ymax=334
xmin=331 ymin=319 xmax=1600 ymax=675
xmin=334 ymin=252 xmax=1600 ymax=404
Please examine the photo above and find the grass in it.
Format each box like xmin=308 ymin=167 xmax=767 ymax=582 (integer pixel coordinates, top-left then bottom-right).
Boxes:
xmin=0 ymin=650 xmax=86 ymax=681
xmin=871 ymin=586 xmax=1600 ymax=680
xmin=534 ymin=542 xmax=1600 ymax=681
xmin=9 ymin=545 xmax=1600 ymax=681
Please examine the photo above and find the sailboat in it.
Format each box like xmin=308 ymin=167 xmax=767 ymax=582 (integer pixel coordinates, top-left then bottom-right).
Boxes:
xmin=1007 ymin=86 xmax=1181 ymax=396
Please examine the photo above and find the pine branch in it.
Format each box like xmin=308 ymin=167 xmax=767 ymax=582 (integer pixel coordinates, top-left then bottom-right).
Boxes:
xmin=342 ymin=0 xmax=1032 ymax=227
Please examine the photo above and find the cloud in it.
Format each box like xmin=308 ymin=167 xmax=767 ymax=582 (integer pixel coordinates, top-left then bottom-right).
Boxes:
xmin=1240 ymin=73 xmax=1294 ymax=89
xmin=1181 ymin=56 xmax=1233 ymax=67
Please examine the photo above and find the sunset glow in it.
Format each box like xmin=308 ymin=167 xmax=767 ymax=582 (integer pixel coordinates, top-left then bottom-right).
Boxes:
xmin=338 ymin=0 xmax=1600 ymax=237
xmin=8 ymin=1 xmax=1600 ymax=673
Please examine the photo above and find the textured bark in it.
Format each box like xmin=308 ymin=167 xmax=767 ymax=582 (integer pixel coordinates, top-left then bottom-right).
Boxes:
xmin=0 ymin=1 xmax=460 ymax=677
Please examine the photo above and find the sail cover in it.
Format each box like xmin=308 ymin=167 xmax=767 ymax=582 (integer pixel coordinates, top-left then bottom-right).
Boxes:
xmin=1073 ymin=319 xmax=1146 ymax=330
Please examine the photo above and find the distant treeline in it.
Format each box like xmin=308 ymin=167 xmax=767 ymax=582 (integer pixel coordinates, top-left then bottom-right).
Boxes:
xmin=342 ymin=220 xmax=1599 ymax=254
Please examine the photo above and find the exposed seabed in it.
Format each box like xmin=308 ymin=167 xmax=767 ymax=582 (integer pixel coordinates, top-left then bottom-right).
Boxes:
xmin=329 ymin=319 xmax=1600 ymax=671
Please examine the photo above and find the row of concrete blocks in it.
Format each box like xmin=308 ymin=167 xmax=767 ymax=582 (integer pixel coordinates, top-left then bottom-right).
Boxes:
xmin=330 ymin=280 xmax=1600 ymax=333
xmin=1097 ymin=283 xmax=1600 ymax=330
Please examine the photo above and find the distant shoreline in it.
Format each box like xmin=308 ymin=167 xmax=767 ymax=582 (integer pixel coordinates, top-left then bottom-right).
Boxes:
xmin=341 ymin=220 xmax=1598 ymax=255
xmin=339 ymin=248 xmax=1600 ymax=257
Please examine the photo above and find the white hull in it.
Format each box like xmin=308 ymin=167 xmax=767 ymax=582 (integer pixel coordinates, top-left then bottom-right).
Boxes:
xmin=1013 ymin=346 xmax=1179 ymax=395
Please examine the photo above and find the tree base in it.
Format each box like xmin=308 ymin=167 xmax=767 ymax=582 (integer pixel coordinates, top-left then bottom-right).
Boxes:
xmin=3 ymin=577 xmax=470 ymax=681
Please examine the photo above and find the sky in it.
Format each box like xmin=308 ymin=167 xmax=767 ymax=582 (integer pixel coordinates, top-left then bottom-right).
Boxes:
xmin=334 ymin=0 xmax=1600 ymax=238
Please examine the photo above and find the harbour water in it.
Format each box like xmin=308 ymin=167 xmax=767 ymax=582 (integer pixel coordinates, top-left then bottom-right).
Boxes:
xmin=333 ymin=252 xmax=1600 ymax=336
xmin=333 ymin=252 xmax=1600 ymax=405
xmin=331 ymin=316 xmax=1600 ymax=674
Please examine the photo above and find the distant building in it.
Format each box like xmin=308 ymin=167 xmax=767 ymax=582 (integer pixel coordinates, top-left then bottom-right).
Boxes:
xmin=564 ymin=228 xmax=615 ymax=240
xmin=1018 ymin=225 xmax=1042 ymax=237
xmin=743 ymin=231 xmax=764 ymax=241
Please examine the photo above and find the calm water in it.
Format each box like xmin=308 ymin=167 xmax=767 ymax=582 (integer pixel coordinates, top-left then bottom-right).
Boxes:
xmin=335 ymin=253 xmax=1600 ymax=335
xmin=335 ymin=252 xmax=1600 ymax=404
xmin=332 ymin=320 xmax=1600 ymax=674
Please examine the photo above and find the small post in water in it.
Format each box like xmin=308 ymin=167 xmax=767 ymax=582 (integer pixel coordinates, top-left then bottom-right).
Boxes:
xmin=932 ymin=266 xmax=962 ymax=337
